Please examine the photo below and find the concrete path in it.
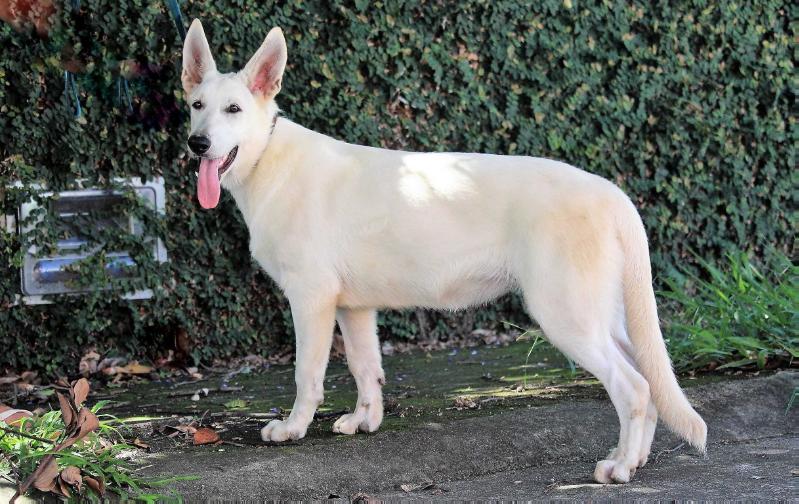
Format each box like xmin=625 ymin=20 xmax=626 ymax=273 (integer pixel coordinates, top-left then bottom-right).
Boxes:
xmin=136 ymin=370 xmax=797 ymax=500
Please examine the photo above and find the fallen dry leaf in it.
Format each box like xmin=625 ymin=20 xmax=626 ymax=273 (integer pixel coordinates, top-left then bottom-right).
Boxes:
xmin=71 ymin=378 xmax=90 ymax=406
xmin=97 ymin=357 xmax=126 ymax=373
xmin=243 ymin=354 xmax=267 ymax=366
xmin=193 ymin=427 xmax=220 ymax=445
xmin=83 ymin=475 xmax=105 ymax=496
xmin=95 ymin=435 xmax=114 ymax=450
xmin=12 ymin=379 xmax=104 ymax=503
xmin=186 ymin=367 xmax=204 ymax=380
xmin=56 ymin=392 xmax=76 ymax=430
xmin=451 ymin=396 xmax=478 ymax=410
xmin=75 ymin=408 xmax=99 ymax=441
xmin=264 ymin=349 xmax=294 ymax=365
xmin=57 ymin=478 xmax=71 ymax=497
xmin=0 ymin=375 xmax=20 ymax=385
xmin=102 ymin=361 xmax=153 ymax=376
xmin=121 ymin=362 xmax=153 ymax=375
xmin=20 ymin=371 xmax=38 ymax=384
xmin=163 ymin=423 xmax=197 ymax=437
xmin=32 ymin=457 xmax=59 ymax=492
xmin=15 ymin=382 xmax=35 ymax=394
xmin=58 ymin=407 xmax=99 ymax=450
xmin=130 ymin=437 xmax=150 ymax=450
xmin=59 ymin=466 xmax=82 ymax=491
xmin=400 ymin=481 xmax=438 ymax=493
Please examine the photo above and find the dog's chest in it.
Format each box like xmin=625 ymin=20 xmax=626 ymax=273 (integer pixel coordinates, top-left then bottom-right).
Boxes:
xmin=247 ymin=232 xmax=298 ymax=289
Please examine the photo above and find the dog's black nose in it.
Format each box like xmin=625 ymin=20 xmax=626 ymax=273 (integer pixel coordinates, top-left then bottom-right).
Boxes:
xmin=187 ymin=135 xmax=211 ymax=155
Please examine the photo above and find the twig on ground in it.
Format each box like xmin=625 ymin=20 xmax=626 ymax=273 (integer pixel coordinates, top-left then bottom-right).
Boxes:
xmin=209 ymin=411 xmax=281 ymax=419
xmin=654 ymin=442 xmax=685 ymax=464
xmin=169 ymin=379 xmax=208 ymax=388
xmin=166 ymin=387 xmax=243 ymax=398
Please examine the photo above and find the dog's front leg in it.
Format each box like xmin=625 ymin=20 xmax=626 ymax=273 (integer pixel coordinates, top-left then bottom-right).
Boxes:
xmin=333 ymin=308 xmax=385 ymax=435
xmin=261 ymin=298 xmax=337 ymax=442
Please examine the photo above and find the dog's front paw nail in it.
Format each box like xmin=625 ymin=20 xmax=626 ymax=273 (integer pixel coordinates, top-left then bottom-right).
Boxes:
xmin=593 ymin=459 xmax=615 ymax=484
xmin=332 ymin=413 xmax=360 ymax=435
xmin=332 ymin=404 xmax=383 ymax=435
xmin=361 ymin=404 xmax=383 ymax=433
xmin=261 ymin=419 xmax=304 ymax=442
xmin=611 ymin=463 xmax=633 ymax=483
xmin=593 ymin=459 xmax=634 ymax=484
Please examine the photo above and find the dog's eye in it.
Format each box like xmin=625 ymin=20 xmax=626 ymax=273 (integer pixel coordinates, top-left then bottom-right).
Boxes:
xmin=192 ymin=100 xmax=203 ymax=110
xmin=226 ymin=104 xmax=241 ymax=114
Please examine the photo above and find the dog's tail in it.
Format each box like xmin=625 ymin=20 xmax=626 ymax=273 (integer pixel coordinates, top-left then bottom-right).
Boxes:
xmin=616 ymin=199 xmax=707 ymax=453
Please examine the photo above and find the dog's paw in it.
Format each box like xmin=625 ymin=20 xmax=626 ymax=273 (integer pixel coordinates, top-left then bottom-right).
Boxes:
xmin=332 ymin=413 xmax=361 ymax=435
xmin=260 ymin=419 xmax=306 ymax=442
xmin=593 ymin=459 xmax=635 ymax=484
xmin=332 ymin=403 xmax=383 ymax=435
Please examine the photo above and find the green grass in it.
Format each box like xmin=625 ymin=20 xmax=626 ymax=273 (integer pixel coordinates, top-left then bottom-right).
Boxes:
xmin=0 ymin=401 xmax=192 ymax=502
xmin=787 ymin=387 xmax=798 ymax=414
xmin=661 ymin=252 xmax=798 ymax=372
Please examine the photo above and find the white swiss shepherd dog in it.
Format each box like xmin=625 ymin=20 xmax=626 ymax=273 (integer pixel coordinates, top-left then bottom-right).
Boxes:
xmin=181 ymin=20 xmax=707 ymax=484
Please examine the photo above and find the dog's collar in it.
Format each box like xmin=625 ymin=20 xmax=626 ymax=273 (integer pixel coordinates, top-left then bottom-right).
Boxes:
xmin=254 ymin=111 xmax=280 ymax=166
xmin=269 ymin=111 xmax=280 ymax=135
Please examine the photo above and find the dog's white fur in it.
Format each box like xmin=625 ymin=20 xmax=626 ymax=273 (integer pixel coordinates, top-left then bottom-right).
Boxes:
xmin=182 ymin=20 xmax=707 ymax=484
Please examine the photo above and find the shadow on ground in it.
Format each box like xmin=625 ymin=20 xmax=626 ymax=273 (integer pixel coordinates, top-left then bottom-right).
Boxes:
xmin=106 ymin=341 xmax=602 ymax=446
xmin=101 ymin=342 xmax=797 ymax=500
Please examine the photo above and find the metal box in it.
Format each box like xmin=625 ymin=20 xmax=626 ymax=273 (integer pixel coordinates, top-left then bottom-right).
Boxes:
xmin=7 ymin=178 xmax=167 ymax=304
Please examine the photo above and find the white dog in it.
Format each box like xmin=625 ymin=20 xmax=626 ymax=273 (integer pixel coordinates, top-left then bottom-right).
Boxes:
xmin=181 ymin=20 xmax=706 ymax=484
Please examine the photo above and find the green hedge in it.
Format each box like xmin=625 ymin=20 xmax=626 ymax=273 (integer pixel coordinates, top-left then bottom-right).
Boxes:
xmin=0 ymin=0 xmax=794 ymax=374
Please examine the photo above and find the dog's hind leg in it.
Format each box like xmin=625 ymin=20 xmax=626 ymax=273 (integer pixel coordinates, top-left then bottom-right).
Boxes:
xmin=590 ymin=342 xmax=651 ymax=483
xmin=613 ymin=320 xmax=658 ymax=468
xmin=527 ymin=312 xmax=650 ymax=483
xmin=518 ymin=231 xmax=648 ymax=483
xmin=638 ymin=397 xmax=658 ymax=467
xmin=261 ymin=298 xmax=337 ymax=442
xmin=333 ymin=308 xmax=385 ymax=435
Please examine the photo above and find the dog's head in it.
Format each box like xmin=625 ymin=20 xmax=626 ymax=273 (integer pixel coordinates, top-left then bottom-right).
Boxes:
xmin=182 ymin=20 xmax=287 ymax=209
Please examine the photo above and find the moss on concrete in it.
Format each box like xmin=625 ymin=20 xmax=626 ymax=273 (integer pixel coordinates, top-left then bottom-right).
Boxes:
xmin=104 ymin=341 xmax=610 ymax=444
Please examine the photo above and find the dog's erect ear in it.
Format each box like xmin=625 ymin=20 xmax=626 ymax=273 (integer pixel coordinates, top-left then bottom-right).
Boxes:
xmin=242 ymin=27 xmax=287 ymax=101
xmin=182 ymin=19 xmax=217 ymax=95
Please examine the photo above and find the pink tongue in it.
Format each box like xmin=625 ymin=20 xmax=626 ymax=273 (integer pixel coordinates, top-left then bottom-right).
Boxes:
xmin=198 ymin=157 xmax=224 ymax=209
